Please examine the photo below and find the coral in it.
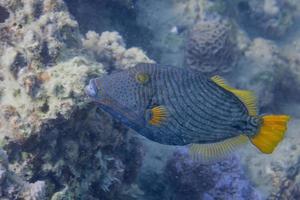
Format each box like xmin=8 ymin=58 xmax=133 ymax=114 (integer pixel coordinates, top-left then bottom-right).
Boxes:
xmin=269 ymin=179 xmax=300 ymax=200
xmin=135 ymin=0 xmax=201 ymax=66
xmin=232 ymin=0 xmax=297 ymax=38
xmin=0 ymin=0 xmax=149 ymax=199
xmin=82 ymin=31 xmax=154 ymax=70
xmin=205 ymin=155 xmax=262 ymax=200
xmin=267 ymin=157 xmax=300 ymax=200
xmin=0 ymin=0 xmax=151 ymax=143
xmin=231 ymin=35 xmax=300 ymax=116
xmin=185 ymin=16 xmax=238 ymax=75
xmin=0 ymin=148 xmax=46 ymax=199
xmin=0 ymin=0 xmax=103 ymax=143
xmin=139 ymin=148 xmax=260 ymax=200
xmin=276 ymin=45 xmax=300 ymax=117
xmin=5 ymin=105 xmax=144 ymax=199
xmin=1 ymin=0 xmax=300 ymax=199
xmin=237 ymin=119 xmax=300 ymax=199
xmin=134 ymin=0 xmax=252 ymax=68
xmin=231 ymin=37 xmax=287 ymax=110
xmin=164 ymin=149 xmax=215 ymax=200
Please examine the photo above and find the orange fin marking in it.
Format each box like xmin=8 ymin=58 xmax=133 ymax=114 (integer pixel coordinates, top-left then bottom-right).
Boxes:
xmin=149 ymin=106 xmax=168 ymax=126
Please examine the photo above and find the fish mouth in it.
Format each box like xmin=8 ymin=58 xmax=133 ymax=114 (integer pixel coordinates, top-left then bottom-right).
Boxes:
xmin=85 ymin=79 xmax=97 ymax=98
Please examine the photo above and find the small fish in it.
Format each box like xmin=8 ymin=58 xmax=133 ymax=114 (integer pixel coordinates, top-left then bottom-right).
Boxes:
xmin=85 ymin=63 xmax=290 ymax=161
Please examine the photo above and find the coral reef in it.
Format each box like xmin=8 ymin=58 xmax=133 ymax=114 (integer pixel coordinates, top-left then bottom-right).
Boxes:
xmin=231 ymin=0 xmax=297 ymax=38
xmin=0 ymin=0 xmax=149 ymax=199
xmin=164 ymin=149 xmax=215 ymax=200
xmin=1 ymin=0 xmax=300 ymax=199
xmin=271 ymin=180 xmax=300 ymax=200
xmin=230 ymin=35 xmax=300 ymax=115
xmin=82 ymin=31 xmax=154 ymax=71
xmin=238 ymin=119 xmax=300 ymax=199
xmin=139 ymin=148 xmax=261 ymax=200
xmin=185 ymin=17 xmax=237 ymax=76
xmin=135 ymin=0 xmax=202 ymax=66
xmin=0 ymin=149 xmax=46 ymax=199
xmin=268 ymin=164 xmax=300 ymax=200
xmin=231 ymin=37 xmax=287 ymax=110
xmin=205 ymin=154 xmax=261 ymax=200
xmin=0 ymin=0 xmax=151 ymax=142
xmin=0 ymin=0 xmax=102 ymax=143
xmin=5 ymin=106 xmax=144 ymax=199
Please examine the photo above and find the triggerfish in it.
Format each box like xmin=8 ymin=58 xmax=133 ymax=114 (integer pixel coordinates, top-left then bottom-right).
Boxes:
xmin=85 ymin=63 xmax=290 ymax=161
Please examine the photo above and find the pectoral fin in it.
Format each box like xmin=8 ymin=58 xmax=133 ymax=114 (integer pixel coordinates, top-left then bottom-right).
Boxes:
xmin=146 ymin=106 xmax=168 ymax=126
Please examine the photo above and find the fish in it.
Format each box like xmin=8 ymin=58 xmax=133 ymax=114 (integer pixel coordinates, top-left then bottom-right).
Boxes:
xmin=85 ymin=63 xmax=290 ymax=161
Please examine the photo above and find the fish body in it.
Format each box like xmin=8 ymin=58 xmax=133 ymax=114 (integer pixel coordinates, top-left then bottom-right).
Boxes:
xmin=86 ymin=63 xmax=290 ymax=157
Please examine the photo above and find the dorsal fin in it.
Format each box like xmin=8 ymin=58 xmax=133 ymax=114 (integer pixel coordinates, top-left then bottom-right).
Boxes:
xmin=211 ymin=75 xmax=257 ymax=116
xmin=189 ymin=135 xmax=248 ymax=163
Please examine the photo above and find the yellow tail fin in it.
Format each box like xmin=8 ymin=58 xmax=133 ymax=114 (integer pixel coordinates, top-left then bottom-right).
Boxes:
xmin=250 ymin=115 xmax=291 ymax=154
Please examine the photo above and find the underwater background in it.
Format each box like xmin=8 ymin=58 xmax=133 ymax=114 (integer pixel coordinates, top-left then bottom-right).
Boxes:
xmin=0 ymin=0 xmax=300 ymax=199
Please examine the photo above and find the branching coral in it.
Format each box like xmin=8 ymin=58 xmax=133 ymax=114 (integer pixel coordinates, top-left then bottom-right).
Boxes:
xmin=82 ymin=31 xmax=154 ymax=70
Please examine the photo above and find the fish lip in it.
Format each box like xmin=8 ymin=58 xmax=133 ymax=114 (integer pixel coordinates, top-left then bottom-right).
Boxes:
xmin=85 ymin=79 xmax=97 ymax=98
xmin=84 ymin=86 xmax=93 ymax=98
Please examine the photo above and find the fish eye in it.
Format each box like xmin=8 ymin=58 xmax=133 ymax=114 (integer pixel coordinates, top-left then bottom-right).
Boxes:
xmin=136 ymin=73 xmax=150 ymax=84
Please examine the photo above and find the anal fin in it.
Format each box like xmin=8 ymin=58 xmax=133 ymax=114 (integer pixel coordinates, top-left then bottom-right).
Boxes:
xmin=189 ymin=135 xmax=248 ymax=163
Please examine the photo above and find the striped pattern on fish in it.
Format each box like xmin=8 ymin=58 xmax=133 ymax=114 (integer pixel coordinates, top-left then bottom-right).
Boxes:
xmin=128 ymin=63 xmax=250 ymax=145
xmin=85 ymin=63 xmax=290 ymax=158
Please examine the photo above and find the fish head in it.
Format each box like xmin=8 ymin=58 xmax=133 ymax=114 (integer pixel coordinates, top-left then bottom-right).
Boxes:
xmin=85 ymin=79 xmax=98 ymax=99
xmin=85 ymin=76 xmax=114 ymax=105
xmin=86 ymin=71 xmax=139 ymax=106
xmin=85 ymin=70 xmax=148 ymax=126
